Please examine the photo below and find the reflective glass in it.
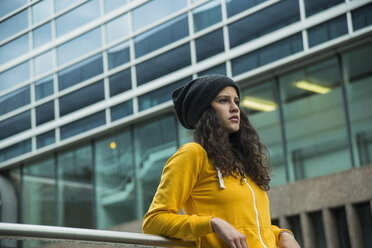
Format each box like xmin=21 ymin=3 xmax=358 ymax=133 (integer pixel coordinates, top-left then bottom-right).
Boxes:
xmin=59 ymin=80 xmax=104 ymax=116
xmin=56 ymin=0 xmax=100 ymax=37
xmin=58 ymin=54 xmax=103 ymax=90
xmin=352 ymin=2 xmax=372 ymax=31
xmin=111 ymin=100 xmax=133 ymax=121
xmin=32 ymin=0 xmax=52 ymax=25
xmin=34 ymin=50 xmax=54 ymax=77
xmin=60 ymin=111 xmax=105 ymax=140
xmin=197 ymin=63 xmax=226 ymax=77
xmin=138 ymin=77 xmax=189 ymax=111
xmin=33 ymin=22 xmax=52 ymax=48
xmin=22 ymin=157 xmax=56 ymax=226
xmin=342 ymin=43 xmax=372 ymax=166
xmin=177 ymin=121 xmax=193 ymax=145
xmin=57 ymin=145 xmax=93 ymax=228
xmin=195 ymin=28 xmax=224 ymax=61
xmin=0 ymin=139 xmax=31 ymax=163
xmin=54 ymin=0 xmax=80 ymax=13
xmin=57 ymin=27 xmax=102 ymax=66
xmin=109 ymin=69 xmax=131 ymax=97
xmin=104 ymin=0 xmax=127 ymax=13
xmin=193 ymin=0 xmax=222 ymax=32
xmin=0 ymin=86 xmax=30 ymax=116
xmin=226 ymin=0 xmax=269 ymax=18
xmin=35 ymin=76 xmax=54 ymax=101
xmin=106 ymin=14 xmax=129 ymax=44
xmin=0 ymin=0 xmax=27 ymax=19
xmin=36 ymin=101 xmax=54 ymax=125
xmin=136 ymin=43 xmax=191 ymax=86
xmin=107 ymin=41 xmax=130 ymax=69
xmin=134 ymin=115 xmax=177 ymax=216
xmin=304 ymin=0 xmax=343 ymax=17
xmin=134 ymin=13 xmax=188 ymax=58
xmin=232 ymin=33 xmax=303 ymax=76
xmin=0 ymin=33 xmax=29 ymax=66
xmin=0 ymin=111 xmax=31 ymax=140
xmin=308 ymin=15 xmax=347 ymax=48
xmin=0 ymin=9 xmax=28 ymax=42
xmin=132 ymin=0 xmax=187 ymax=31
xmin=279 ymin=58 xmax=351 ymax=181
xmin=240 ymin=80 xmax=286 ymax=187
xmin=95 ymin=129 xmax=135 ymax=229
xmin=36 ymin=130 xmax=55 ymax=148
xmin=0 ymin=61 xmax=30 ymax=92
xmin=228 ymin=0 xmax=300 ymax=49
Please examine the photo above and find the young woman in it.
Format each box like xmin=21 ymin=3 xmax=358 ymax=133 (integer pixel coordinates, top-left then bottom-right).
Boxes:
xmin=143 ymin=75 xmax=301 ymax=248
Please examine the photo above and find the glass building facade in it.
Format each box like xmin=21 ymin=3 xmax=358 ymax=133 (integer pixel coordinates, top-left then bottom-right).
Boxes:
xmin=0 ymin=0 xmax=372 ymax=246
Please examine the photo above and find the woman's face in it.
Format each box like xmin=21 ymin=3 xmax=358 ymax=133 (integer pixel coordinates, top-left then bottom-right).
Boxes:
xmin=210 ymin=86 xmax=240 ymax=133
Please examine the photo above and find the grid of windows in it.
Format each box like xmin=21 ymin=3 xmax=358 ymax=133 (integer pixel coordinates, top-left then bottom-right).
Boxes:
xmin=0 ymin=0 xmax=372 ymax=169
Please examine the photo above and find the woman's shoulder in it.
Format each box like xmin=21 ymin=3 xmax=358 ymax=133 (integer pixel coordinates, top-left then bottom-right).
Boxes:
xmin=178 ymin=142 xmax=207 ymax=155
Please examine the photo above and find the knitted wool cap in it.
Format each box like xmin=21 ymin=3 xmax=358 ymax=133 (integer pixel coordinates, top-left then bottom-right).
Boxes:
xmin=172 ymin=74 xmax=240 ymax=129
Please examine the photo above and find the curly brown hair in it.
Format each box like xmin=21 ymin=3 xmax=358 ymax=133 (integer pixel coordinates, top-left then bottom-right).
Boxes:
xmin=193 ymin=106 xmax=271 ymax=191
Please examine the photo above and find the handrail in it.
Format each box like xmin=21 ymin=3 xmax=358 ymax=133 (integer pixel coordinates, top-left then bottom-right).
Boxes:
xmin=0 ymin=223 xmax=195 ymax=247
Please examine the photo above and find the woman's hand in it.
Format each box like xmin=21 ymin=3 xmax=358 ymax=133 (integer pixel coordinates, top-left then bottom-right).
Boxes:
xmin=211 ymin=217 xmax=248 ymax=248
xmin=278 ymin=231 xmax=301 ymax=248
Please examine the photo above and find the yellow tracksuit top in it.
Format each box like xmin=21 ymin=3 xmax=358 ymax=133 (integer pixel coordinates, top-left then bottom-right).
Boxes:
xmin=143 ymin=142 xmax=290 ymax=248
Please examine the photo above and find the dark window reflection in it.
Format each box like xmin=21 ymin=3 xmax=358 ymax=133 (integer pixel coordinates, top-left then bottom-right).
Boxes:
xmin=0 ymin=86 xmax=30 ymax=116
xmin=0 ymin=111 xmax=31 ymax=140
xmin=352 ymin=2 xmax=372 ymax=31
xmin=0 ymin=139 xmax=31 ymax=163
xmin=36 ymin=101 xmax=55 ymax=125
xmin=108 ymin=41 xmax=130 ymax=69
xmin=109 ymin=69 xmax=131 ymax=97
xmin=226 ymin=0 xmax=269 ymax=18
xmin=193 ymin=0 xmax=222 ymax=32
xmin=195 ymin=28 xmax=224 ymax=62
xmin=136 ymin=43 xmax=191 ymax=86
xmin=198 ymin=64 xmax=226 ymax=77
xmin=229 ymin=0 xmax=300 ymax=49
xmin=111 ymin=100 xmax=133 ymax=121
xmin=35 ymin=76 xmax=54 ymax=101
xmin=304 ymin=0 xmax=343 ymax=17
xmin=37 ymin=130 xmax=55 ymax=149
xmin=60 ymin=81 xmax=104 ymax=116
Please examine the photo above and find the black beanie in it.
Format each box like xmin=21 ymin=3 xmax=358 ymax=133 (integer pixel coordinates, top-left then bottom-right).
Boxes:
xmin=172 ymin=74 xmax=240 ymax=129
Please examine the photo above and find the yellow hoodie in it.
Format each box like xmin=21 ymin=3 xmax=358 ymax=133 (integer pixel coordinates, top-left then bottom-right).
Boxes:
xmin=143 ymin=142 xmax=291 ymax=247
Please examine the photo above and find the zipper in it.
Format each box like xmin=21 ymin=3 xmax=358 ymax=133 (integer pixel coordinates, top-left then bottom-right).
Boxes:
xmin=243 ymin=178 xmax=268 ymax=248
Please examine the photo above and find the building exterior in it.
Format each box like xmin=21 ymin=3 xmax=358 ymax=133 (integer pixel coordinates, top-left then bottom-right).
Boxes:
xmin=0 ymin=0 xmax=372 ymax=247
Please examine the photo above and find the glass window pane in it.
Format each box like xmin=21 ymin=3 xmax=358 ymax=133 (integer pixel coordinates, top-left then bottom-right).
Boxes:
xmin=95 ymin=129 xmax=135 ymax=229
xmin=54 ymin=0 xmax=80 ymax=13
xmin=0 ymin=61 xmax=30 ymax=93
xmin=36 ymin=130 xmax=55 ymax=148
xmin=0 ymin=111 xmax=31 ymax=140
xmin=0 ymin=139 xmax=31 ymax=163
xmin=232 ymin=33 xmax=303 ymax=76
xmin=332 ymin=207 xmax=351 ymax=248
xmin=33 ymin=22 xmax=52 ymax=48
xmin=193 ymin=0 xmax=222 ymax=32
xmin=0 ymin=33 xmax=29 ymax=66
xmin=57 ymin=145 xmax=93 ymax=228
xmin=138 ymin=77 xmax=189 ymax=111
xmin=240 ymin=80 xmax=286 ymax=187
xmin=104 ymin=0 xmax=127 ymax=13
xmin=0 ymin=9 xmax=28 ymax=42
xmin=198 ymin=63 xmax=226 ymax=77
xmin=132 ymin=0 xmax=187 ymax=32
xmin=134 ymin=115 xmax=178 ymax=216
xmin=195 ymin=28 xmax=224 ymax=61
xmin=226 ymin=0 xmax=269 ymax=18
xmin=107 ymin=41 xmax=130 ymax=69
xmin=36 ymin=101 xmax=54 ymax=125
xmin=106 ymin=14 xmax=129 ymax=44
xmin=57 ymin=27 xmax=102 ymax=66
xmin=134 ymin=13 xmax=189 ymax=58
xmin=355 ymin=202 xmax=372 ymax=247
xmin=309 ymin=211 xmax=326 ymax=248
xmin=228 ymin=0 xmax=300 ymax=49
xmin=56 ymin=0 xmax=100 ymax=37
xmin=342 ymin=43 xmax=372 ymax=166
xmin=0 ymin=0 xmax=27 ymax=19
xmin=0 ymin=86 xmax=30 ymax=116
xmin=304 ymin=0 xmax=344 ymax=17
xmin=32 ymin=0 xmax=52 ymax=25
xmin=111 ymin=100 xmax=133 ymax=122
xmin=58 ymin=54 xmax=103 ymax=91
xmin=23 ymin=157 xmax=56 ymax=225
xmin=35 ymin=76 xmax=54 ymax=101
xmin=288 ymin=215 xmax=304 ymax=247
xmin=352 ymin=2 xmax=372 ymax=31
xmin=280 ymin=58 xmax=351 ymax=181
xmin=308 ymin=15 xmax=348 ymax=48
xmin=34 ymin=50 xmax=54 ymax=77
xmin=59 ymin=80 xmax=104 ymax=116
xmin=109 ymin=69 xmax=131 ymax=97
xmin=60 ymin=111 xmax=105 ymax=140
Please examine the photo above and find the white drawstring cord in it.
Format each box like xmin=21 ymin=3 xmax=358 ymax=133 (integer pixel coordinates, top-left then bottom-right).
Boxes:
xmin=216 ymin=168 xmax=225 ymax=189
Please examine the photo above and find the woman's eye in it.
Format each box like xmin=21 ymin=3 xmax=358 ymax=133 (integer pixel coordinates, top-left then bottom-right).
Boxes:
xmin=235 ymin=101 xmax=240 ymax=105
xmin=219 ymin=99 xmax=228 ymax=103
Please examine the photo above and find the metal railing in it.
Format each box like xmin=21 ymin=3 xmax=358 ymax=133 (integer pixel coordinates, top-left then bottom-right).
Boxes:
xmin=0 ymin=223 xmax=195 ymax=248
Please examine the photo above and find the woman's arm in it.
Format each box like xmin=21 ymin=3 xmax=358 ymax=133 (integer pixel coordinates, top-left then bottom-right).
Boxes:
xmin=278 ymin=231 xmax=301 ymax=248
xmin=211 ymin=217 xmax=248 ymax=248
